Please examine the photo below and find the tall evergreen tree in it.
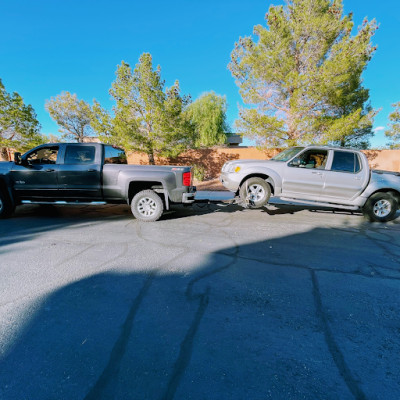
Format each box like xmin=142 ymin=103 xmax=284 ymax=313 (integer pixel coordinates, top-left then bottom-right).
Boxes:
xmin=186 ymin=92 xmax=230 ymax=147
xmin=0 ymin=79 xmax=44 ymax=160
xmin=229 ymin=0 xmax=378 ymax=148
xmin=385 ymin=102 xmax=400 ymax=149
xmin=91 ymin=54 xmax=194 ymax=164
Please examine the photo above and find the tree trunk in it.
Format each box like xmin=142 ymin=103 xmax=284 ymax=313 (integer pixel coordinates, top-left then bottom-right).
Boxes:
xmin=148 ymin=151 xmax=155 ymax=165
xmin=0 ymin=147 xmax=9 ymax=161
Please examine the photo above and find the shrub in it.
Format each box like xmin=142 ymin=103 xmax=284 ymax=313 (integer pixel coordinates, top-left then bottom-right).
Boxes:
xmin=192 ymin=164 xmax=207 ymax=181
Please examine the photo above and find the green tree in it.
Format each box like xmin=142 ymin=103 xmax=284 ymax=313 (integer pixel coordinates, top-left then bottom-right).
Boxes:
xmin=92 ymin=53 xmax=194 ymax=164
xmin=334 ymin=105 xmax=374 ymax=149
xmin=385 ymin=102 xmax=400 ymax=149
xmin=186 ymin=92 xmax=230 ymax=147
xmin=0 ymin=79 xmax=44 ymax=160
xmin=229 ymin=0 xmax=378 ymax=148
xmin=45 ymin=91 xmax=94 ymax=143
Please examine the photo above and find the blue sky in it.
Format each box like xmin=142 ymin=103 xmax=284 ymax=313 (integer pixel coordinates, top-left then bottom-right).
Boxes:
xmin=1 ymin=0 xmax=399 ymax=148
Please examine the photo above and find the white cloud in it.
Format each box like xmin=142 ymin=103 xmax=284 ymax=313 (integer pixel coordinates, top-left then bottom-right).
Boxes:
xmin=373 ymin=126 xmax=385 ymax=132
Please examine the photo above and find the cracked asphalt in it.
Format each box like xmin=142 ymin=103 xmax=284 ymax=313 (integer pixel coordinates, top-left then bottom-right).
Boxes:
xmin=0 ymin=197 xmax=399 ymax=400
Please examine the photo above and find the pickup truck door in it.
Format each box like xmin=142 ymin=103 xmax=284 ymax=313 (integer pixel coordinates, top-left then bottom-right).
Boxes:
xmin=281 ymin=149 xmax=328 ymax=200
xmin=320 ymin=150 xmax=368 ymax=201
xmin=10 ymin=145 xmax=60 ymax=199
xmin=57 ymin=144 xmax=102 ymax=199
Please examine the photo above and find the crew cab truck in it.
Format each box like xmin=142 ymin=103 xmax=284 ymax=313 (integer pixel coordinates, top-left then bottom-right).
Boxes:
xmin=0 ymin=143 xmax=196 ymax=222
xmin=220 ymin=145 xmax=400 ymax=222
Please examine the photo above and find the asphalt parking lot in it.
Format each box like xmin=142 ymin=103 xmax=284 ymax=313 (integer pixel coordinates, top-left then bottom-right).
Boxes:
xmin=0 ymin=195 xmax=400 ymax=400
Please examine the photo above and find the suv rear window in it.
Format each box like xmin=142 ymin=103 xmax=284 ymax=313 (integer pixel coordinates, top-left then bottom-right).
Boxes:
xmin=331 ymin=151 xmax=361 ymax=173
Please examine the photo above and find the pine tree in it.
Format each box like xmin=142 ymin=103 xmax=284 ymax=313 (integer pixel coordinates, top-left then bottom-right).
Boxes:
xmin=385 ymin=102 xmax=400 ymax=149
xmin=229 ymin=0 xmax=378 ymax=148
xmin=91 ymin=54 xmax=194 ymax=164
xmin=0 ymin=79 xmax=44 ymax=159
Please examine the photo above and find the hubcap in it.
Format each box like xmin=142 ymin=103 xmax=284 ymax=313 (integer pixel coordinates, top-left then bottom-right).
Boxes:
xmin=137 ymin=197 xmax=157 ymax=217
xmin=247 ymin=184 xmax=265 ymax=202
xmin=373 ymin=199 xmax=391 ymax=218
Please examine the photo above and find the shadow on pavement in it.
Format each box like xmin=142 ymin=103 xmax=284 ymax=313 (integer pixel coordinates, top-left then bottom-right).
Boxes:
xmin=0 ymin=204 xmax=132 ymax=250
xmin=1 ymin=223 xmax=400 ymax=400
xmin=1 ymin=202 xmax=399 ymax=253
xmin=0 ymin=202 xmax=247 ymax=251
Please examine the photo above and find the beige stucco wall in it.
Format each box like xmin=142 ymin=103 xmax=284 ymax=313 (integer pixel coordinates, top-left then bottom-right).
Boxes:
xmin=363 ymin=149 xmax=400 ymax=172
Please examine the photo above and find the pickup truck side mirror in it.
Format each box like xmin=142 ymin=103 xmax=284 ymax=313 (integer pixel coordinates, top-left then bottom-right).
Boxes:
xmin=14 ymin=152 xmax=22 ymax=165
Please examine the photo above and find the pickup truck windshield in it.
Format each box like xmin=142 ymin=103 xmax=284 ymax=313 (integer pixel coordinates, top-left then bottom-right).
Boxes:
xmin=271 ymin=147 xmax=304 ymax=162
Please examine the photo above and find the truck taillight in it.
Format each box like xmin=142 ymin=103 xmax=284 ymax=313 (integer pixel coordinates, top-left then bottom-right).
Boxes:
xmin=183 ymin=171 xmax=191 ymax=186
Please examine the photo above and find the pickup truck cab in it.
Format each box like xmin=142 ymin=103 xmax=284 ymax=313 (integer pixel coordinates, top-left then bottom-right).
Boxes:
xmin=0 ymin=143 xmax=196 ymax=221
xmin=220 ymin=145 xmax=400 ymax=222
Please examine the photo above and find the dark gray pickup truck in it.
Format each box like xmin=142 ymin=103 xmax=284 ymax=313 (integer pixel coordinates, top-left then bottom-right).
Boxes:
xmin=0 ymin=143 xmax=196 ymax=221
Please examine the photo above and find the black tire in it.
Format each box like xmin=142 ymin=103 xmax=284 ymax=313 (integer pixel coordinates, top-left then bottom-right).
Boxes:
xmin=239 ymin=177 xmax=271 ymax=209
xmin=131 ymin=189 xmax=164 ymax=222
xmin=0 ymin=189 xmax=13 ymax=219
xmin=362 ymin=192 xmax=398 ymax=222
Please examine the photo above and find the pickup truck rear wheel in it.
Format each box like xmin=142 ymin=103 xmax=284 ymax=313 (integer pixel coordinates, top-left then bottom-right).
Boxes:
xmin=0 ymin=190 xmax=13 ymax=219
xmin=131 ymin=189 xmax=164 ymax=222
xmin=239 ymin=177 xmax=271 ymax=208
xmin=363 ymin=192 xmax=398 ymax=222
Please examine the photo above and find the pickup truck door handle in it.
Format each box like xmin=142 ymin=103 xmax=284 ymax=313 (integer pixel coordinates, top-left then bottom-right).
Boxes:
xmin=311 ymin=171 xmax=323 ymax=176
xmin=44 ymin=168 xmax=55 ymax=172
xmin=87 ymin=169 xmax=96 ymax=172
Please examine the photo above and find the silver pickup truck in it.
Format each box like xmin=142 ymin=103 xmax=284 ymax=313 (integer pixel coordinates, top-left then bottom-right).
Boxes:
xmin=220 ymin=145 xmax=400 ymax=222
xmin=0 ymin=143 xmax=196 ymax=222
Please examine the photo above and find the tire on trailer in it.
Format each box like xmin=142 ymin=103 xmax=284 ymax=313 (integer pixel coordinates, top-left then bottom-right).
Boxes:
xmin=131 ymin=189 xmax=164 ymax=222
xmin=239 ymin=177 xmax=271 ymax=209
xmin=0 ymin=189 xmax=13 ymax=219
xmin=362 ymin=192 xmax=399 ymax=222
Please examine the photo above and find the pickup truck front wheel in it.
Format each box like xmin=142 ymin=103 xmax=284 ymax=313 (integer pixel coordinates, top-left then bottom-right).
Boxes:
xmin=131 ymin=190 xmax=164 ymax=222
xmin=363 ymin=192 xmax=399 ymax=222
xmin=239 ymin=177 xmax=271 ymax=208
xmin=0 ymin=190 xmax=13 ymax=219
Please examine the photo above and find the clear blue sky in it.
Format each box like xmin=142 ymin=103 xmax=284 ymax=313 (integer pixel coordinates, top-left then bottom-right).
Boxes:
xmin=1 ymin=0 xmax=399 ymax=148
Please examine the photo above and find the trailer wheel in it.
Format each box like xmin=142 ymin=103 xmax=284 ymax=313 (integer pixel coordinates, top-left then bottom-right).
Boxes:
xmin=239 ymin=177 xmax=271 ymax=208
xmin=131 ymin=189 xmax=164 ymax=222
xmin=0 ymin=189 xmax=13 ymax=219
xmin=363 ymin=192 xmax=398 ymax=222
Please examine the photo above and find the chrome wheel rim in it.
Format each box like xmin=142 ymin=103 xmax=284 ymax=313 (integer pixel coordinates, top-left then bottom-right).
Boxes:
xmin=373 ymin=199 xmax=391 ymax=218
xmin=137 ymin=197 xmax=157 ymax=217
xmin=247 ymin=184 xmax=265 ymax=202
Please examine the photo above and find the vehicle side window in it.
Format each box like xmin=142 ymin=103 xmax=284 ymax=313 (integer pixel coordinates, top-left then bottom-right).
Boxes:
xmin=64 ymin=146 xmax=95 ymax=164
xmin=331 ymin=151 xmax=361 ymax=173
xmin=104 ymin=145 xmax=127 ymax=164
xmin=288 ymin=149 xmax=328 ymax=169
xmin=26 ymin=146 xmax=59 ymax=164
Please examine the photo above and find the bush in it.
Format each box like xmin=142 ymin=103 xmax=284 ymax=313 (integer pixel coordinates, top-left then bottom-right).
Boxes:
xmin=192 ymin=164 xmax=207 ymax=181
